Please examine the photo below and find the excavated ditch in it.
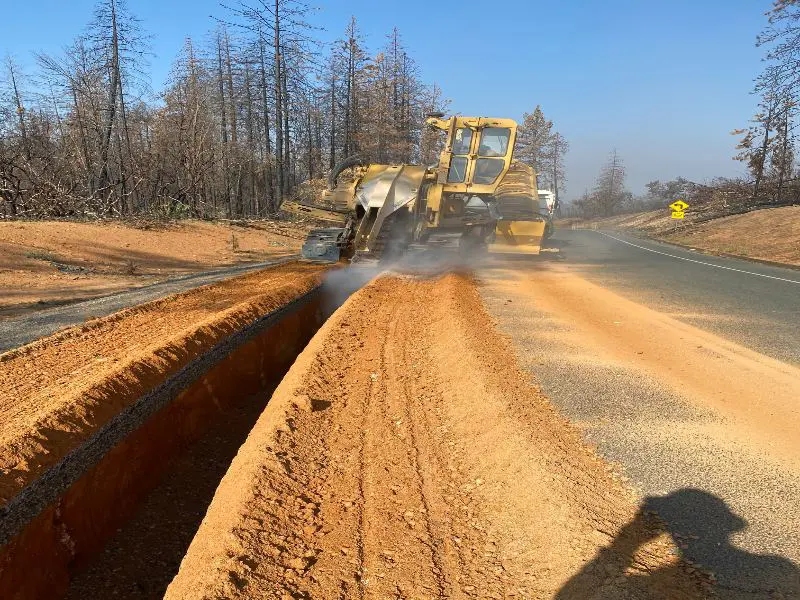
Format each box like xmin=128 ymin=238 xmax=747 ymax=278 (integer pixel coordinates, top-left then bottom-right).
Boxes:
xmin=0 ymin=267 xmax=374 ymax=600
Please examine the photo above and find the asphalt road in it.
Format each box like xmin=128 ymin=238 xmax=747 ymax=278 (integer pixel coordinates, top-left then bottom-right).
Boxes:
xmin=478 ymin=229 xmax=800 ymax=599
xmin=0 ymin=257 xmax=297 ymax=354
xmin=550 ymin=229 xmax=800 ymax=365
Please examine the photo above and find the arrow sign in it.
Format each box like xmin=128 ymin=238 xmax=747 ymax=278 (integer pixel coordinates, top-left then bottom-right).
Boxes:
xmin=669 ymin=200 xmax=689 ymax=211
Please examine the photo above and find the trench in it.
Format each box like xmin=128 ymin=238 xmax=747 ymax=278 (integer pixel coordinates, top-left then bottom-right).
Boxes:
xmin=0 ymin=268 xmax=373 ymax=600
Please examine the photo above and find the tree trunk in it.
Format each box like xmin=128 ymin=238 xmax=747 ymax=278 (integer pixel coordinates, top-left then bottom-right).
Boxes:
xmin=754 ymin=106 xmax=774 ymax=200
xmin=245 ymin=63 xmax=257 ymax=216
xmin=282 ymin=55 xmax=290 ymax=195
xmin=98 ymin=0 xmax=121 ymax=208
xmin=552 ymin=135 xmax=559 ymax=213
xmin=329 ymin=70 xmax=336 ymax=169
xmin=217 ymin=34 xmax=231 ymax=217
xmin=273 ymin=0 xmax=284 ymax=207
xmin=259 ymin=37 xmax=274 ymax=211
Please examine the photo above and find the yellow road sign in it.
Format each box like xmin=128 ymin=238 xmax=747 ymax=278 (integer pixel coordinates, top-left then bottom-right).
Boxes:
xmin=671 ymin=210 xmax=685 ymax=219
xmin=670 ymin=200 xmax=689 ymax=211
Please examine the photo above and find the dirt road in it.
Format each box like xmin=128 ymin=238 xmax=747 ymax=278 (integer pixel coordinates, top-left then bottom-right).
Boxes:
xmin=166 ymin=271 xmax=707 ymax=599
xmin=478 ymin=229 xmax=800 ymax=598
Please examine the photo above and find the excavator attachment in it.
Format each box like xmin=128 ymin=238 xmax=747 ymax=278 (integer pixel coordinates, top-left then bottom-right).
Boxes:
xmin=489 ymin=219 xmax=547 ymax=255
xmin=297 ymin=163 xmax=426 ymax=263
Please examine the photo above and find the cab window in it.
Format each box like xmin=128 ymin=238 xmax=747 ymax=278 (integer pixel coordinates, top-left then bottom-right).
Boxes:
xmin=473 ymin=158 xmax=504 ymax=184
xmin=448 ymin=156 xmax=468 ymax=183
xmin=478 ymin=128 xmax=511 ymax=157
xmin=451 ymin=128 xmax=473 ymax=155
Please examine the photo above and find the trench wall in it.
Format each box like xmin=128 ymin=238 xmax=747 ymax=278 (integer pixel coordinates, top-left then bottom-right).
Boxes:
xmin=0 ymin=289 xmax=327 ymax=600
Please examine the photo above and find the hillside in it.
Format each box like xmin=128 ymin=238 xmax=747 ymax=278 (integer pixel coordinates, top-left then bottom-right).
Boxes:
xmin=574 ymin=205 xmax=800 ymax=267
xmin=0 ymin=219 xmax=309 ymax=318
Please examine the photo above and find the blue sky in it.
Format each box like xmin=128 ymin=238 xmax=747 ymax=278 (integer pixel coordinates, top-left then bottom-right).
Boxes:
xmin=4 ymin=0 xmax=768 ymax=198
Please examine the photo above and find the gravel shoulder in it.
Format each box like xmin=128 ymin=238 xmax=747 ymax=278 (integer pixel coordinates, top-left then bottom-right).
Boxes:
xmin=166 ymin=271 xmax=707 ymax=599
xmin=0 ymin=257 xmax=297 ymax=354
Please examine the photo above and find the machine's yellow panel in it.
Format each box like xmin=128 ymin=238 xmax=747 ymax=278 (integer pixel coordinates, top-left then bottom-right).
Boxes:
xmin=489 ymin=220 xmax=546 ymax=255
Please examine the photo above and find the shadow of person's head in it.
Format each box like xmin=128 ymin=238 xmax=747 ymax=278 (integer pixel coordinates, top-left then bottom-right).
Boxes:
xmin=644 ymin=488 xmax=746 ymax=557
xmin=557 ymin=488 xmax=799 ymax=599
xmin=644 ymin=488 xmax=798 ymax=598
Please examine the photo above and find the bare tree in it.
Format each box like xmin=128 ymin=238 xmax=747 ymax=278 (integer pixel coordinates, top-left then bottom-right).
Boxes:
xmin=542 ymin=131 xmax=568 ymax=213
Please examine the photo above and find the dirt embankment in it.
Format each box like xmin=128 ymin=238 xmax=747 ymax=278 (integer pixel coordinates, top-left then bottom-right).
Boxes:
xmin=166 ymin=272 xmax=709 ymax=599
xmin=0 ymin=262 xmax=325 ymax=507
xmin=0 ymin=219 xmax=311 ymax=317
xmin=570 ymin=205 xmax=800 ymax=267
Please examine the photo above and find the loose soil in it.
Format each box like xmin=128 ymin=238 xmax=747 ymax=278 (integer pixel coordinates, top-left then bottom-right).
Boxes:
xmin=573 ymin=205 xmax=800 ymax=266
xmin=0 ymin=262 xmax=326 ymax=507
xmin=484 ymin=262 xmax=800 ymax=471
xmin=0 ymin=219 xmax=310 ymax=317
xmin=165 ymin=271 xmax=708 ymax=599
xmin=478 ymin=258 xmax=800 ymax=597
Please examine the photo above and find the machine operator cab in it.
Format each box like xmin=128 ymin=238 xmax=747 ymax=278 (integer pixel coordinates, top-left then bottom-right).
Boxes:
xmin=424 ymin=115 xmax=547 ymax=254
xmin=447 ymin=125 xmax=512 ymax=185
xmin=424 ymin=116 xmax=520 ymax=230
xmin=425 ymin=116 xmax=518 ymax=191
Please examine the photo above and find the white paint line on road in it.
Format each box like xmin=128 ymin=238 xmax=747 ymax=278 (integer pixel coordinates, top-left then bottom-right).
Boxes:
xmin=596 ymin=231 xmax=800 ymax=285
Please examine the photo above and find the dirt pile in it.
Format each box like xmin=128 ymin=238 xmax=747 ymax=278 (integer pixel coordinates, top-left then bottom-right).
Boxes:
xmin=166 ymin=272 xmax=708 ymax=599
xmin=0 ymin=219 xmax=311 ymax=316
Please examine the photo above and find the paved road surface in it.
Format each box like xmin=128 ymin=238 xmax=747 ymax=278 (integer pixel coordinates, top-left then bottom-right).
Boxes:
xmin=0 ymin=257 xmax=297 ymax=354
xmin=478 ymin=229 xmax=800 ymax=599
xmin=552 ymin=229 xmax=799 ymax=365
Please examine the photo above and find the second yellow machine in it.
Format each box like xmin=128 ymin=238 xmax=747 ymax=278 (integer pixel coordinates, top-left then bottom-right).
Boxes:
xmin=298 ymin=115 xmax=551 ymax=262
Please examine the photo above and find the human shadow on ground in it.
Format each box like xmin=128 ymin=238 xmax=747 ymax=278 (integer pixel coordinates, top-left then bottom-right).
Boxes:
xmin=556 ymin=489 xmax=799 ymax=599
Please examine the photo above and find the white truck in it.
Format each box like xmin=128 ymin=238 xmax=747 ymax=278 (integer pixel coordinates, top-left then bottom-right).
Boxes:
xmin=538 ymin=189 xmax=556 ymax=216
xmin=537 ymin=189 xmax=556 ymax=238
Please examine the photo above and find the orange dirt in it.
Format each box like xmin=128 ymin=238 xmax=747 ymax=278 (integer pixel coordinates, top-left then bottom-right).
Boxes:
xmin=486 ymin=263 xmax=800 ymax=472
xmin=0 ymin=262 xmax=326 ymax=507
xmin=0 ymin=219 xmax=310 ymax=317
xmin=165 ymin=272 xmax=709 ymax=599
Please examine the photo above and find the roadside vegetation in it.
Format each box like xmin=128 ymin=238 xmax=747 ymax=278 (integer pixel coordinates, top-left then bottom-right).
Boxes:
xmin=1 ymin=0 xmax=451 ymax=221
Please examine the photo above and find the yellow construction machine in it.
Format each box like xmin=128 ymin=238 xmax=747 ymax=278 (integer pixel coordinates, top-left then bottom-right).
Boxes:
xmin=294 ymin=115 xmax=550 ymax=262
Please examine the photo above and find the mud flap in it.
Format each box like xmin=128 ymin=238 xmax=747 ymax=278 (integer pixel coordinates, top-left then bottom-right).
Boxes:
xmin=489 ymin=220 xmax=546 ymax=255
